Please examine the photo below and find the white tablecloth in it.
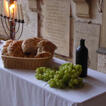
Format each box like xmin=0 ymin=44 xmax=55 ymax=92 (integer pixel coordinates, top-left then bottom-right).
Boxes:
xmin=0 ymin=57 xmax=106 ymax=106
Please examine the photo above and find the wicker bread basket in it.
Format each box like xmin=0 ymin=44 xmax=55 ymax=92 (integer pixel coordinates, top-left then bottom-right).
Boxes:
xmin=1 ymin=55 xmax=52 ymax=70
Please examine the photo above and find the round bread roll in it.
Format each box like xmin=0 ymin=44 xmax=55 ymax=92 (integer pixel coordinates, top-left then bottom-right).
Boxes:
xmin=1 ymin=47 xmax=9 ymax=55
xmin=3 ymin=39 xmax=13 ymax=47
xmin=1 ymin=39 xmax=13 ymax=55
xmin=37 ymin=40 xmax=57 ymax=55
xmin=35 ymin=51 xmax=51 ymax=58
xmin=7 ymin=40 xmax=24 ymax=57
xmin=22 ymin=37 xmax=42 ymax=54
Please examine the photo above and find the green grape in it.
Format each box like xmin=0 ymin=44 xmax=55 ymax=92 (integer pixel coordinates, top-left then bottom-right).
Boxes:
xmin=69 ymin=79 xmax=75 ymax=87
xmin=75 ymin=65 xmax=82 ymax=73
xmin=59 ymin=70 xmax=65 ymax=74
xmin=48 ymin=79 xmax=56 ymax=88
xmin=54 ymin=74 xmax=62 ymax=79
xmin=72 ymin=69 xmax=76 ymax=73
xmin=70 ymin=74 xmax=76 ymax=79
xmin=62 ymin=73 xmax=70 ymax=84
xmin=64 ymin=69 xmax=71 ymax=74
xmin=35 ymin=74 xmax=39 ymax=79
xmin=49 ymin=71 xmax=56 ymax=76
xmin=56 ymin=71 xmax=60 ymax=74
xmin=75 ymin=71 xmax=80 ymax=76
xmin=45 ymin=68 xmax=52 ymax=73
xmin=59 ymin=63 xmax=73 ymax=71
xmin=36 ymin=67 xmax=46 ymax=74
xmin=43 ymin=77 xmax=49 ymax=81
xmin=55 ymin=79 xmax=65 ymax=89
xmin=35 ymin=74 xmax=43 ymax=80
xmin=69 ymin=77 xmax=84 ymax=88
xmin=56 ymin=71 xmax=64 ymax=78
xmin=73 ymin=78 xmax=79 ymax=85
xmin=49 ymin=75 xmax=53 ymax=79
xmin=43 ymin=74 xmax=49 ymax=81
xmin=68 ymin=80 xmax=74 ymax=88
xmin=74 ymin=64 xmax=80 ymax=70
xmin=78 ymin=68 xmax=82 ymax=75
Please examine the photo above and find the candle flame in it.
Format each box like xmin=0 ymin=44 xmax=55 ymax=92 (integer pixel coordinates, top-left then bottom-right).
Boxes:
xmin=5 ymin=0 xmax=9 ymax=16
xmin=4 ymin=0 xmax=17 ymax=18
xmin=9 ymin=3 xmax=15 ymax=13
xmin=10 ymin=4 xmax=15 ymax=10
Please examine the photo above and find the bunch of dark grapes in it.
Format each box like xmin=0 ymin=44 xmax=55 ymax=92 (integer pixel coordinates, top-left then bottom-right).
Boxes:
xmin=35 ymin=63 xmax=84 ymax=89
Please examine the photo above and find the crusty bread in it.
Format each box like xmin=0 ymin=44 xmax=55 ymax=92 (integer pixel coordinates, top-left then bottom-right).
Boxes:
xmin=1 ymin=38 xmax=57 ymax=58
xmin=22 ymin=37 xmax=42 ymax=54
xmin=3 ymin=40 xmax=13 ymax=47
xmin=37 ymin=40 xmax=57 ymax=55
xmin=35 ymin=51 xmax=51 ymax=58
xmin=1 ymin=47 xmax=9 ymax=56
xmin=7 ymin=40 xmax=24 ymax=57
xmin=1 ymin=40 xmax=13 ymax=55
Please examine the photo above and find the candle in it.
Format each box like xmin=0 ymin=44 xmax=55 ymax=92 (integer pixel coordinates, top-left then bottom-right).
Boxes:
xmin=20 ymin=4 xmax=24 ymax=20
xmin=3 ymin=0 xmax=17 ymax=18
xmin=4 ymin=0 xmax=9 ymax=17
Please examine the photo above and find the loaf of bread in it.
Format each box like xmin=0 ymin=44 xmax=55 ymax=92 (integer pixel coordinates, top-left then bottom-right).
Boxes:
xmin=22 ymin=37 xmax=42 ymax=54
xmin=7 ymin=40 xmax=24 ymax=57
xmin=37 ymin=40 xmax=57 ymax=55
xmin=1 ymin=40 xmax=13 ymax=55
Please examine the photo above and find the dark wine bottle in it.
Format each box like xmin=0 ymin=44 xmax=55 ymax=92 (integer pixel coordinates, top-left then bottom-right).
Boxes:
xmin=76 ymin=39 xmax=88 ymax=78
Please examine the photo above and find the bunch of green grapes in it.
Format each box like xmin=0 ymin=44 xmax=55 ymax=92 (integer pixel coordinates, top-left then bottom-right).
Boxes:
xmin=48 ymin=63 xmax=83 ymax=89
xmin=35 ymin=63 xmax=84 ymax=89
xmin=35 ymin=67 xmax=56 ymax=81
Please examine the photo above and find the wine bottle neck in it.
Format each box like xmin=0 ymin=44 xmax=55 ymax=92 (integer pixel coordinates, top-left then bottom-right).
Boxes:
xmin=80 ymin=39 xmax=85 ymax=46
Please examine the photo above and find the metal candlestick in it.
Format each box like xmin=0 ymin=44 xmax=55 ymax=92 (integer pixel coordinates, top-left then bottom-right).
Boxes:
xmin=0 ymin=0 xmax=24 ymax=40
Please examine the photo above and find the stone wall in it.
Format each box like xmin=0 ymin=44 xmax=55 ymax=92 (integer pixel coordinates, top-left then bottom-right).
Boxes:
xmin=97 ymin=0 xmax=106 ymax=74
xmin=20 ymin=0 xmax=38 ymax=40
xmin=71 ymin=0 xmax=102 ymax=70
xmin=97 ymin=49 xmax=106 ymax=74
xmin=0 ymin=0 xmax=104 ymax=71
xmin=71 ymin=0 xmax=102 ymax=24
xmin=0 ymin=0 xmax=102 ymax=39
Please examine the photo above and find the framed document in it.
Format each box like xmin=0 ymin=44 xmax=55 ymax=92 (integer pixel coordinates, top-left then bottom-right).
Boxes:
xmin=37 ymin=0 xmax=72 ymax=57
